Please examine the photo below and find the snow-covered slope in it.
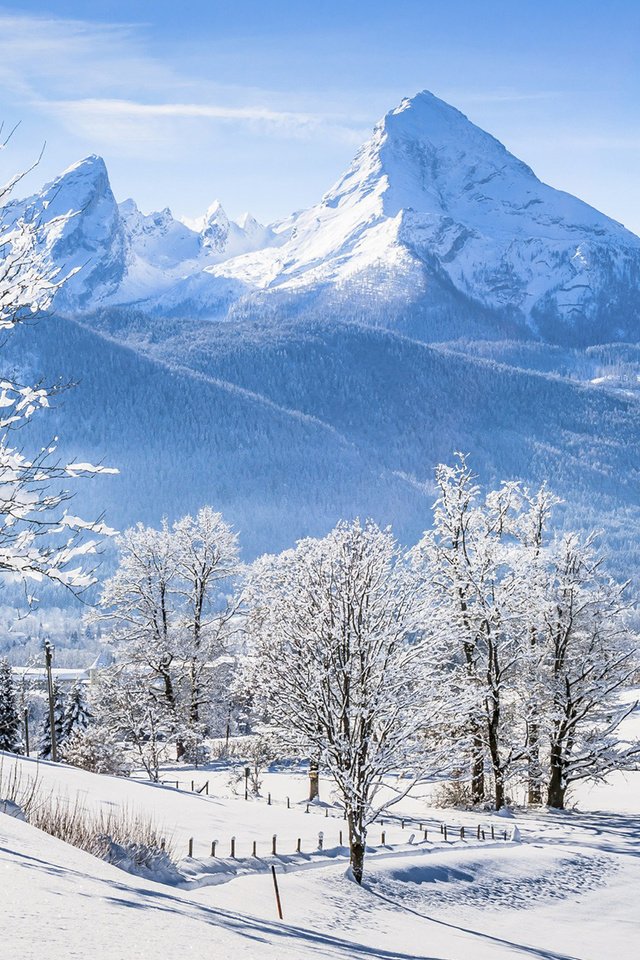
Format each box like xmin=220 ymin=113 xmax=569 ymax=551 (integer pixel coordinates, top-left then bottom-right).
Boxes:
xmin=2 ymin=745 xmax=640 ymax=960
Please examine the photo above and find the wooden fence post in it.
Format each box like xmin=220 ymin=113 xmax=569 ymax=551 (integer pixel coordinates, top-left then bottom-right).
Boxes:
xmin=491 ymin=825 xmax=495 ymax=840
xmin=188 ymin=837 xmax=193 ymax=857
xmin=423 ymin=829 xmax=428 ymax=841
xmin=268 ymin=793 xmax=271 ymax=806
xmin=460 ymin=826 xmax=465 ymax=840
xmin=272 ymin=834 xmax=277 ymax=855
xmin=318 ymin=831 xmax=323 ymax=850
xmin=381 ymin=830 xmax=386 ymax=845
xmin=444 ymin=824 xmax=448 ymax=842
xmin=296 ymin=837 xmax=301 ymax=853
xmin=286 ymin=797 xmax=290 ymax=809
xmin=231 ymin=836 xmax=236 ymax=858
xmin=252 ymin=840 xmax=257 ymax=857
xmin=271 ymin=864 xmax=283 ymax=920
xmin=339 ymin=830 xmax=343 ymax=845
xmin=211 ymin=840 xmax=217 ymax=857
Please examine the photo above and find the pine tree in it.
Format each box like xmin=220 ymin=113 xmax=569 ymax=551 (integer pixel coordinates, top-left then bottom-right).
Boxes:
xmin=61 ymin=681 xmax=92 ymax=742
xmin=0 ymin=658 xmax=21 ymax=753
xmin=39 ymin=682 xmax=65 ymax=759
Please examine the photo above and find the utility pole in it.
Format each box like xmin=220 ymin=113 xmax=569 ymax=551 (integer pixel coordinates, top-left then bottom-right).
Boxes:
xmin=44 ymin=639 xmax=58 ymax=762
xmin=23 ymin=707 xmax=29 ymax=757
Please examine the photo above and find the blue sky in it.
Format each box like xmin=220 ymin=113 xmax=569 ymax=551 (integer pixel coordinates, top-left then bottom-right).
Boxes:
xmin=1 ymin=1 xmax=639 ymax=230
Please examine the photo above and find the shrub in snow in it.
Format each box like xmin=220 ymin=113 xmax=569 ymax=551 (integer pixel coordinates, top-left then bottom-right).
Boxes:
xmin=60 ymin=726 xmax=130 ymax=777
xmin=92 ymin=835 xmax=181 ymax=883
xmin=432 ymin=776 xmax=476 ymax=809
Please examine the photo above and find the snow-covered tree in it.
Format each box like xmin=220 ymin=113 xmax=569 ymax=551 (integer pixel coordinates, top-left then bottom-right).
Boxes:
xmin=39 ymin=680 xmax=64 ymax=759
xmin=0 ymin=657 xmax=21 ymax=752
xmin=98 ymin=510 xmax=242 ymax=758
xmin=98 ymin=520 xmax=179 ymax=717
xmin=93 ymin=666 xmax=173 ymax=782
xmin=413 ymin=456 xmax=530 ymax=808
xmin=244 ymin=519 xmax=432 ymax=884
xmin=61 ymin=681 xmax=92 ymax=742
xmin=0 ymin=139 xmax=116 ymax=596
xmin=172 ymin=507 xmax=242 ymax=738
xmin=414 ymin=456 xmax=639 ymax=810
xmin=60 ymin=724 xmax=129 ymax=777
xmin=538 ymin=532 xmax=639 ymax=808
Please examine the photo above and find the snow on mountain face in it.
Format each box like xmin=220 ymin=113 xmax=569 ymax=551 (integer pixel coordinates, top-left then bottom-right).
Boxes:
xmin=195 ymin=91 xmax=640 ymax=344
xmin=10 ymin=159 xmax=272 ymax=308
xmin=8 ymin=155 xmax=127 ymax=306
xmin=11 ymin=90 xmax=640 ymax=345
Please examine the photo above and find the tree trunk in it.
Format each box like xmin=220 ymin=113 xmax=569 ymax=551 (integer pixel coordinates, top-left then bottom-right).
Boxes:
xmin=309 ymin=758 xmax=320 ymax=801
xmin=347 ymin=812 xmax=366 ymax=884
xmin=547 ymin=746 xmax=565 ymax=808
xmin=527 ymin=721 xmax=542 ymax=805
xmin=487 ymin=711 xmax=505 ymax=810
xmin=471 ymin=731 xmax=485 ymax=804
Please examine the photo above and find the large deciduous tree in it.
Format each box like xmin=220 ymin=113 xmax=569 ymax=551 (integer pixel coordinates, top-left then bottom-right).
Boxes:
xmin=98 ymin=508 xmax=242 ymax=761
xmin=244 ymin=519 xmax=433 ymax=884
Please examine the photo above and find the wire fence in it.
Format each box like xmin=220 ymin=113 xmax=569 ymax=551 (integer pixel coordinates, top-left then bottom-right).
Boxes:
xmin=157 ymin=777 xmax=512 ymax=860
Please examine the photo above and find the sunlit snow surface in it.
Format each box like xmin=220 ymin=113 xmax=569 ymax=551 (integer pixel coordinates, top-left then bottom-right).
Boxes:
xmin=1 ymin=697 xmax=639 ymax=959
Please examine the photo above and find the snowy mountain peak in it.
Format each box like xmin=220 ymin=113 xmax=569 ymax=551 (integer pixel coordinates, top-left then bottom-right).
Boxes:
xmin=201 ymin=200 xmax=231 ymax=252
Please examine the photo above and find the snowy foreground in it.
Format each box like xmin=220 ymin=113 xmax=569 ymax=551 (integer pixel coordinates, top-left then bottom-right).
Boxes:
xmin=1 ymin=744 xmax=639 ymax=959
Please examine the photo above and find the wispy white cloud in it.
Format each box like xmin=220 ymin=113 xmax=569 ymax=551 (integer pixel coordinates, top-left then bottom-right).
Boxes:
xmin=0 ymin=10 xmax=363 ymax=147
xmin=42 ymin=97 xmax=364 ymax=145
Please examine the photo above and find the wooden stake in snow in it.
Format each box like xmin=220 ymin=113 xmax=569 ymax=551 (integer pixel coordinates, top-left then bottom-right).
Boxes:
xmin=271 ymin=865 xmax=283 ymax=920
xmin=188 ymin=837 xmax=193 ymax=857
